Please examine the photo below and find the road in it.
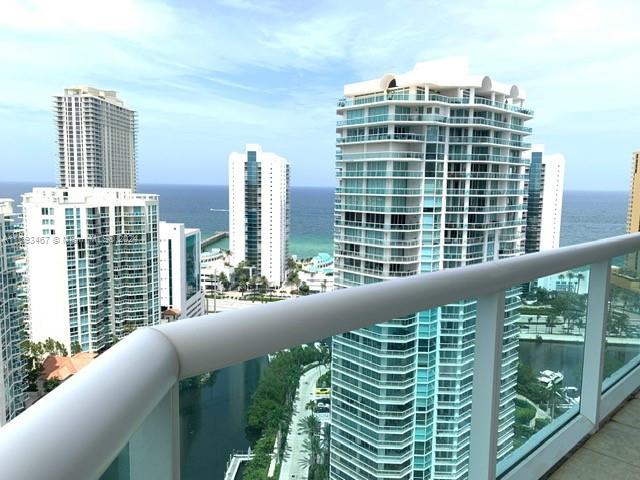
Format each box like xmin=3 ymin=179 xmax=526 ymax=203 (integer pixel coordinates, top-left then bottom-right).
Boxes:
xmin=279 ymin=364 xmax=326 ymax=480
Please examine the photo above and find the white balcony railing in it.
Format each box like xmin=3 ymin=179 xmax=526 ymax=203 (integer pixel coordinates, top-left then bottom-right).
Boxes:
xmin=1 ymin=234 xmax=640 ymax=479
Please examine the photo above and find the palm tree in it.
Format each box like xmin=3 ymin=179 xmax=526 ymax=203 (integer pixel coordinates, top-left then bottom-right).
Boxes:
xmin=548 ymin=380 xmax=564 ymax=418
xmin=546 ymin=314 xmax=557 ymax=334
xmin=298 ymin=414 xmax=321 ymax=437
xmin=575 ymin=272 xmax=585 ymax=295
xmin=558 ymin=273 xmax=565 ymax=293
xmin=567 ymin=271 xmax=575 ymax=293
xmin=299 ymin=435 xmax=322 ymax=470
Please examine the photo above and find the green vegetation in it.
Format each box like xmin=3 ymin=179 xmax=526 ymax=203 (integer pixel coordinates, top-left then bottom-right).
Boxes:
xmin=514 ymin=398 xmax=536 ymax=425
xmin=43 ymin=378 xmax=61 ymax=393
xmin=22 ymin=338 xmax=67 ymax=391
xmin=298 ymin=415 xmax=329 ymax=480
xmin=316 ymin=371 xmax=331 ymax=388
xmin=516 ymin=363 xmax=548 ymax=406
xmin=179 ymin=371 xmax=218 ymax=392
xmin=242 ymin=346 xmax=328 ymax=480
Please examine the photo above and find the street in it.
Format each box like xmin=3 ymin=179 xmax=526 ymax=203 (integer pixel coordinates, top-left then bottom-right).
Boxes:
xmin=279 ymin=364 xmax=326 ymax=480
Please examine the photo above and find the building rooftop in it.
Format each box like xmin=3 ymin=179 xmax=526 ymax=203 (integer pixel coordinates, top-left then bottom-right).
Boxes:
xmin=41 ymin=353 xmax=97 ymax=382
xmin=344 ymin=57 xmax=527 ymax=100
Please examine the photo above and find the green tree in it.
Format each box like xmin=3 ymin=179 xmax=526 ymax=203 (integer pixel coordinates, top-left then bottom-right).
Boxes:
xmin=298 ymin=414 xmax=321 ymax=437
xmin=71 ymin=341 xmax=82 ymax=355
xmin=44 ymin=378 xmax=61 ymax=393
xmin=299 ymin=282 xmax=310 ymax=295
xmin=547 ymin=380 xmax=564 ymax=418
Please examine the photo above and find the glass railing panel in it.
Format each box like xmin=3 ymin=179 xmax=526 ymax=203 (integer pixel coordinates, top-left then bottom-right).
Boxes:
xmin=187 ymin=297 xmax=489 ymax=480
xmin=100 ymin=443 xmax=130 ymax=480
xmin=180 ymin=335 xmax=331 ymax=480
xmin=603 ymin=251 xmax=640 ymax=390
xmin=497 ymin=267 xmax=589 ymax=476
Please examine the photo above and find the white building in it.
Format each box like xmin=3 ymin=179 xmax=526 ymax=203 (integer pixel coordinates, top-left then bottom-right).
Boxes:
xmin=22 ymin=188 xmax=160 ymax=353
xmin=332 ymin=58 xmax=532 ymax=480
xmin=55 ymin=86 xmax=137 ymax=190
xmin=229 ymin=144 xmax=290 ymax=287
xmin=0 ymin=200 xmax=26 ymax=425
xmin=524 ymin=145 xmax=565 ymax=252
xmin=159 ymin=222 xmax=204 ymax=320
xmin=298 ymin=253 xmax=335 ymax=293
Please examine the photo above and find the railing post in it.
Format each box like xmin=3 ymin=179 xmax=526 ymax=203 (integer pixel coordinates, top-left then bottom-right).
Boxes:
xmin=580 ymin=260 xmax=611 ymax=428
xmin=469 ymin=291 xmax=506 ymax=480
xmin=129 ymin=383 xmax=180 ymax=480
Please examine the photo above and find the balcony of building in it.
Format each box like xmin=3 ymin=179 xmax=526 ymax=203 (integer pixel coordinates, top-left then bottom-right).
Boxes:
xmin=1 ymin=234 xmax=640 ymax=479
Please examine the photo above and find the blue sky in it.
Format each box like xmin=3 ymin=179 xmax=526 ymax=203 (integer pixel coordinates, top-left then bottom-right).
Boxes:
xmin=1 ymin=0 xmax=639 ymax=189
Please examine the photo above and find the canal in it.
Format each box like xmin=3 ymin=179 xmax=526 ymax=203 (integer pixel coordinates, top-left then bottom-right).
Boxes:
xmin=103 ymin=340 xmax=639 ymax=479
xmin=180 ymin=357 xmax=268 ymax=479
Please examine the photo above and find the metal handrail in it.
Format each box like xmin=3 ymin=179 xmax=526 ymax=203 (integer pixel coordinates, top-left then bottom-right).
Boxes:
xmin=2 ymin=233 xmax=640 ymax=479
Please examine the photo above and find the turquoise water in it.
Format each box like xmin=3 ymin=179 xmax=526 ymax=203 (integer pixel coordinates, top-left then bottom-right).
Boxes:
xmin=1 ymin=183 xmax=627 ymax=256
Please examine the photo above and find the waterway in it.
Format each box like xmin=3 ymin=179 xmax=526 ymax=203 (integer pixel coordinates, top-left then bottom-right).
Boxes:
xmin=180 ymin=358 xmax=268 ymax=479
xmin=518 ymin=339 xmax=640 ymax=389
xmin=99 ymin=339 xmax=639 ymax=479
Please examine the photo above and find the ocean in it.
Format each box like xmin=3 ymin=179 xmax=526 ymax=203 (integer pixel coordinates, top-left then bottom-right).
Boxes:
xmin=0 ymin=182 xmax=628 ymax=255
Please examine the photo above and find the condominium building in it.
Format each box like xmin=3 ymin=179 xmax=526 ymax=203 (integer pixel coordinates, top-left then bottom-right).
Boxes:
xmin=626 ymin=151 xmax=640 ymax=233
xmin=524 ymin=145 xmax=565 ymax=252
xmin=229 ymin=144 xmax=290 ymax=286
xmin=22 ymin=188 xmax=160 ymax=353
xmin=159 ymin=222 xmax=204 ymax=320
xmin=332 ymin=58 xmax=532 ymax=480
xmin=0 ymin=200 xmax=26 ymax=425
xmin=55 ymin=86 xmax=137 ymax=190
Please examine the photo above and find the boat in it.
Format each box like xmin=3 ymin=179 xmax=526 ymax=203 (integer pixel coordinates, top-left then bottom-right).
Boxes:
xmin=537 ymin=370 xmax=564 ymax=388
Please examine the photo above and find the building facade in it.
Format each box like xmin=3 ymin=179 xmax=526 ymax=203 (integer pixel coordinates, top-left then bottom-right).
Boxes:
xmin=626 ymin=151 xmax=640 ymax=233
xmin=0 ymin=200 xmax=26 ymax=425
xmin=229 ymin=144 xmax=290 ymax=286
xmin=159 ymin=222 xmax=204 ymax=319
xmin=524 ymin=145 xmax=565 ymax=253
xmin=22 ymin=188 xmax=159 ymax=353
xmin=55 ymin=86 xmax=137 ymax=190
xmin=331 ymin=59 xmax=532 ymax=480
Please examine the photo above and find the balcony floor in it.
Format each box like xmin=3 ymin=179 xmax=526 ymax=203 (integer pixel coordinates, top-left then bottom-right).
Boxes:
xmin=550 ymin=392 xmax=640 ymax=479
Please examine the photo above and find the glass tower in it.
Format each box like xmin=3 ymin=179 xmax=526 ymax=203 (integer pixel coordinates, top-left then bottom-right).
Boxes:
xmin=331 ymin=59 xmax=533 ymax=480
xmin=0 ymin=200 xmax=27 ymax=425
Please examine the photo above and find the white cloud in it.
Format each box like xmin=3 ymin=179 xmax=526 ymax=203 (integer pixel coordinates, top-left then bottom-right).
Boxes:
xmin=0 ymin=0 xmax=639 ymax=188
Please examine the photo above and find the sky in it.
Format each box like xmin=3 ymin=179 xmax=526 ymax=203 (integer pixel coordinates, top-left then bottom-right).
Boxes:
xmin=0 ymin=0 xmax=639 ymax=189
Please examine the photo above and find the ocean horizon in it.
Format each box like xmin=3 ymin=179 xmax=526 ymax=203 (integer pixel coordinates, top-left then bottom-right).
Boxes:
xmin=0 ymin=182 xmax=629 ymax=258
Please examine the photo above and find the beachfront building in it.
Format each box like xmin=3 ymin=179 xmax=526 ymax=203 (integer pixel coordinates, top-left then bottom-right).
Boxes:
xmin=159 ymin=222 xmax=204 ymax=320
xmin=0 ymin=200 xmax=27 ymax=425
xmin=228 ymin=144 xmax=290 ymax=287
xmin=299 ymin=253 xmax=335 ymax=293
xmin=524 ymin=145 xmax=565 ymax=253
xmin=22 ymin=188 xmax=160 ymax=353
xmin=626 ymin=151 xmax=640 ymax=233
xmin=332 ymin=58 xmax=533 ymax=480
xmin=55 ymin=86 xmax=137 ymax=190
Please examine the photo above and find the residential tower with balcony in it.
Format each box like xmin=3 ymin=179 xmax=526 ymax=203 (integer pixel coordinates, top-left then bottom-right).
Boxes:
xmin=0 ymin=200 xmax=27 ymax=425
xmin=331 ymin=58 xmax=532 ymax=480
xmin=229 ymin=144 xmax=290 ymax=287
xmin=22 ymin=188 xmax=160 ymax=353
xmin=524 ymin=145 xmax=565 ymax=253
xmin=159 ymin=222 xmax=204 ymax=320
xmin=55 ymin=86 xmax=137 ymax=190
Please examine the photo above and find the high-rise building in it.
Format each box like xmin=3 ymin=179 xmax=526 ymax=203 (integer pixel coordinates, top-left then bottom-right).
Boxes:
xmin=229 ymin=144 xmax=290 ymax=287
xmin=22 ymin=188 xmax=159 ymax=353
xmin=159 ymin=222 xmax=204 ymax=319
xmin=524 ymin=145 xmax=565 ymax=253
xmin=55 ymin=87 xmax=137 ymax=190
xmin=332 ymin=58 xmax=532 ymax=480
xmin=626 ymin=151 xmax=640 ymax=233
xmin=0 ymin=200 xmax=27 ymax=425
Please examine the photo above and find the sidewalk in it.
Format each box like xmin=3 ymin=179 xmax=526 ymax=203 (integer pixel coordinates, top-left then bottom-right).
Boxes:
xmin=279 ymin=364 xmax=326 ymax=480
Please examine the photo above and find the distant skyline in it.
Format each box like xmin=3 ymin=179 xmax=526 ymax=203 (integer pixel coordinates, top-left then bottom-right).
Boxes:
xmin=1 ymin=0 xmax=639 ymax=189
